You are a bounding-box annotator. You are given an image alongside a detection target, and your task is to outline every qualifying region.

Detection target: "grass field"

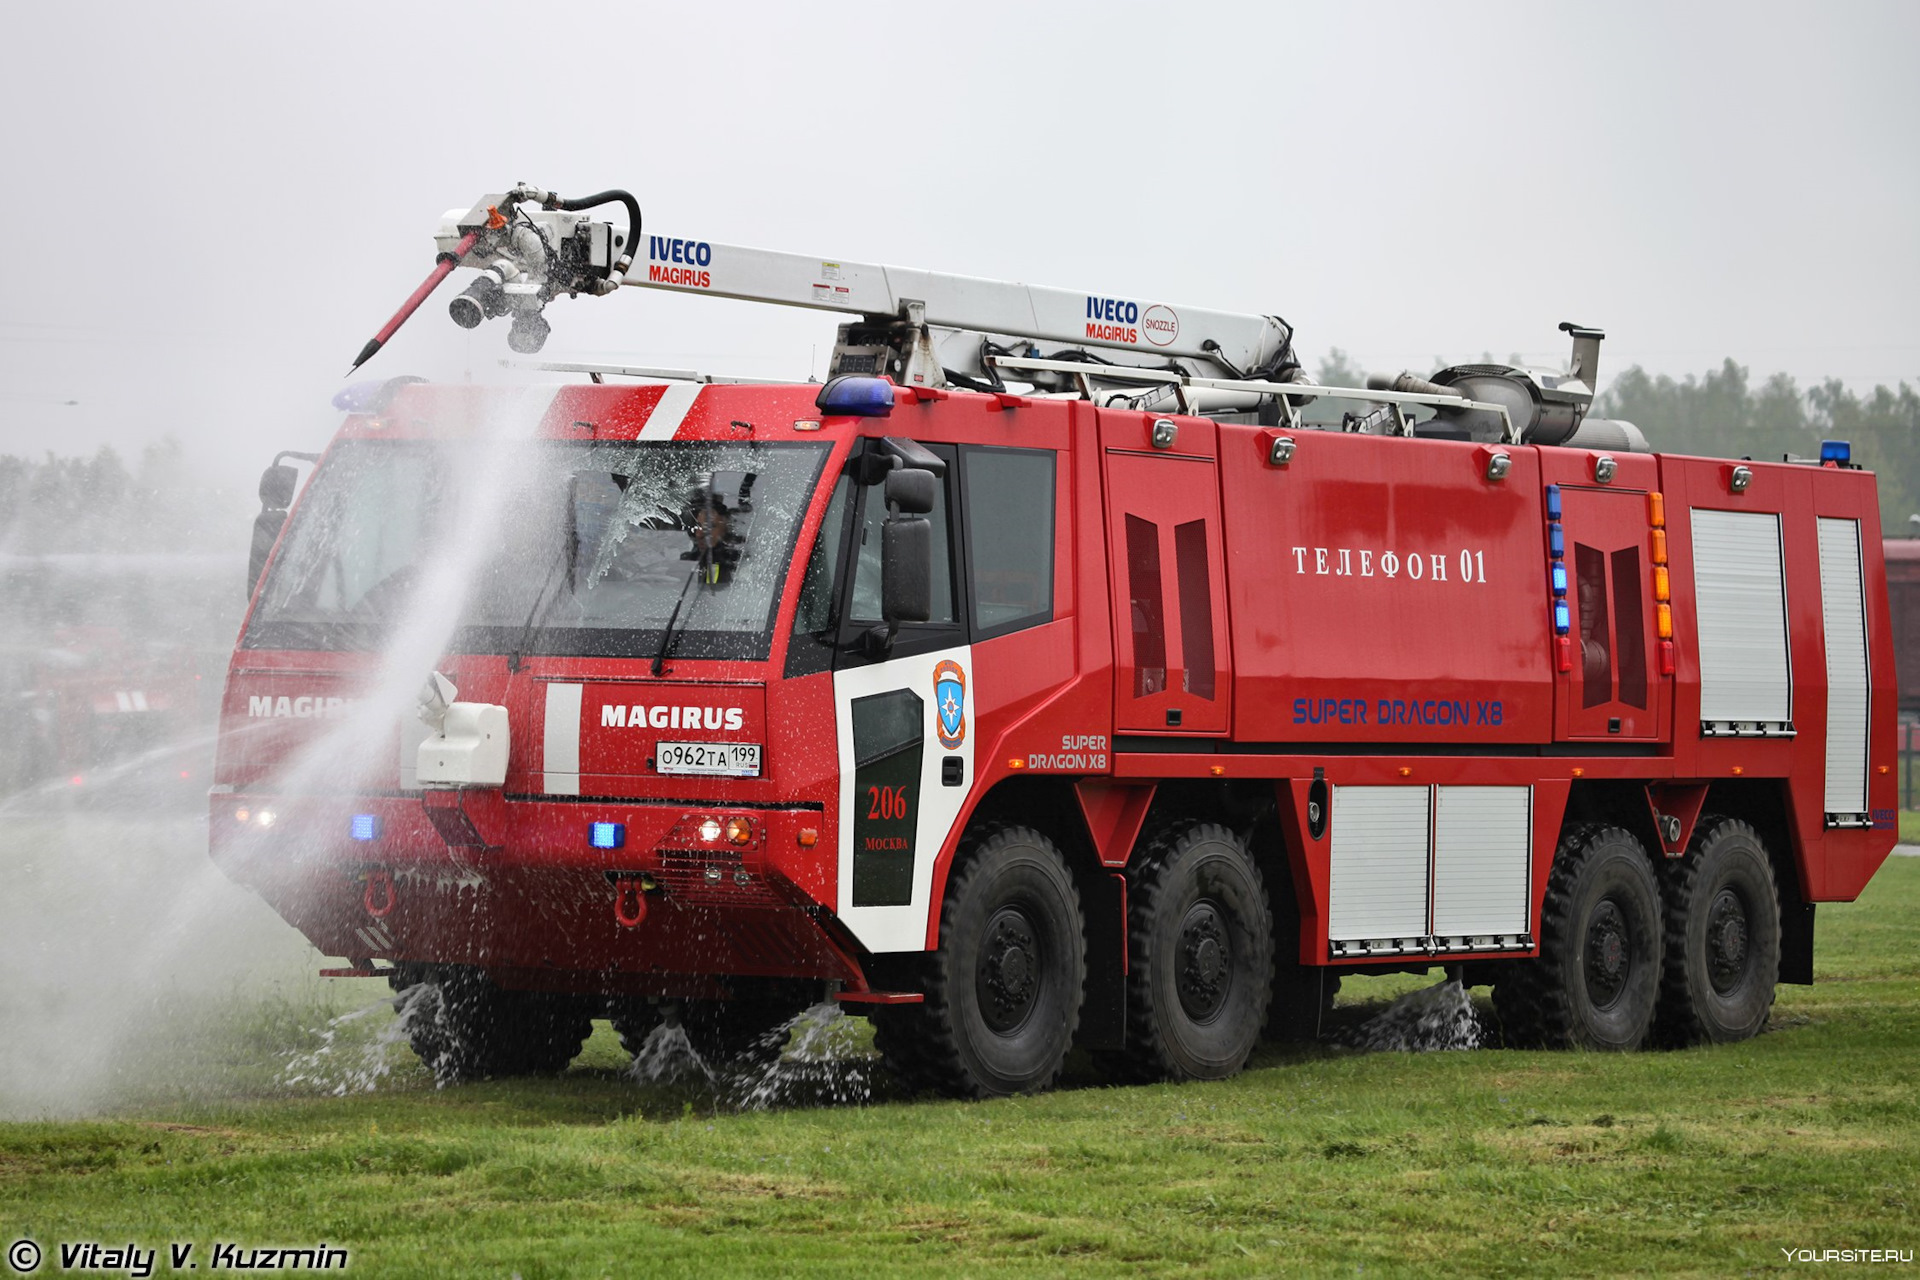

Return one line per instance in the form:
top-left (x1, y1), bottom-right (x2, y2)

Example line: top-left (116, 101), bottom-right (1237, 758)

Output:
top-left (3, 858), bottom-right (1916, 1278)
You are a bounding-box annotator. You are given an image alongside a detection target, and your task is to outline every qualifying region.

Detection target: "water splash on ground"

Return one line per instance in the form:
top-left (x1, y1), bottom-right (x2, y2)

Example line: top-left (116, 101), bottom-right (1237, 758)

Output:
top-left (724, 1002), bottom-right (876, 1111)
top-left (627, 1018), bottom-right (716, 1086)
top-left (278, 986), bottom-right (436, 1095)
top-left (1337, 978), bottom-right (1483, 1052)
top-left (625, 1001), bottom-right (878, 1111)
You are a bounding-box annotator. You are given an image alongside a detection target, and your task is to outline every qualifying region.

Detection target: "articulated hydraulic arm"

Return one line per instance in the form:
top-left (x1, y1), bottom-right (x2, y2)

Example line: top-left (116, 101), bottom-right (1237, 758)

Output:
top-left (350, 181), bottom-right (1628, 448)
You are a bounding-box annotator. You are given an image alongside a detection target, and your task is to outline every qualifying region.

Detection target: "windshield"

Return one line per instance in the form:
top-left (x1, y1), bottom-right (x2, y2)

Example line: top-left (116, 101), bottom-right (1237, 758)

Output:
top-left (245, 438), bottom-right (831, 660)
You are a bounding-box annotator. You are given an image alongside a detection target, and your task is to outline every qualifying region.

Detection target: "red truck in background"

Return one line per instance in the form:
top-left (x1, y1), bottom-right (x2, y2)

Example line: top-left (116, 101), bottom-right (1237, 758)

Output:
top-left (208, 187), bottom-right (1898, 1095)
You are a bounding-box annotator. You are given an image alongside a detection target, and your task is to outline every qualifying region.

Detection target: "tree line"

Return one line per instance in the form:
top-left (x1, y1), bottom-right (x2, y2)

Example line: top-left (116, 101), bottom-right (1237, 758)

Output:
top-left (0, 437), bottom-right (249, 556)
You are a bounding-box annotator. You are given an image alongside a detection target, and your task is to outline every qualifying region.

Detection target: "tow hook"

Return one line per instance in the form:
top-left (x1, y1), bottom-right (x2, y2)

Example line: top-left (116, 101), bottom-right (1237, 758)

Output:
top-left (363, 868), bottom-right (396, 918)
top-left (613, 875), bottom-right (650, 928)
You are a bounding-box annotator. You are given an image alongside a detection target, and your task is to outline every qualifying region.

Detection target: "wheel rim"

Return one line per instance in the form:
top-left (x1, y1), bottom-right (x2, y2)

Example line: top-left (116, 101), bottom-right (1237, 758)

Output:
top-left (1705, 886), bottom-right (1751, 996)
top-left (977, 905), bottom-right (1042, 1034)
top-left (1175, 900), bottom-right (1232, 1024)
top-left (1584, 899), bottom-right (1632, 1011)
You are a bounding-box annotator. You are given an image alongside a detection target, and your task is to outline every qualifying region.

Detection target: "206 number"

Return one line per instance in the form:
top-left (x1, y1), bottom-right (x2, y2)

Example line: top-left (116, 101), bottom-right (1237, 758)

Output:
top-left (866, 785), bottom-right (911, 821)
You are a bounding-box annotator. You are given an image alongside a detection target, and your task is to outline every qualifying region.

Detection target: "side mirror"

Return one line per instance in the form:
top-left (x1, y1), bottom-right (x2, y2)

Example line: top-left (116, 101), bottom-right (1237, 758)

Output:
top-left (258, 464), bottom-right (297, 510)
top-left (881, 514), bottom-right (932, 624)
top-left (248, 463), bottom-right (299, 599)
top-left (884, 467), bottom-right (936, 515)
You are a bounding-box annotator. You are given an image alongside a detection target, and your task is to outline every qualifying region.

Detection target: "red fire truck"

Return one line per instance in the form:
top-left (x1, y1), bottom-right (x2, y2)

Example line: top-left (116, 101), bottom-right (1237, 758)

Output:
top-left (210, 186), bottom-right (1897, 1094)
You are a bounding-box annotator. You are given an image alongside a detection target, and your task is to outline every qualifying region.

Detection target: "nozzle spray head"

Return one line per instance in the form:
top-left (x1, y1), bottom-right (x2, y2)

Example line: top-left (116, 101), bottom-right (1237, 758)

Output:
top-left (417, 670), bottom-right (457, 731)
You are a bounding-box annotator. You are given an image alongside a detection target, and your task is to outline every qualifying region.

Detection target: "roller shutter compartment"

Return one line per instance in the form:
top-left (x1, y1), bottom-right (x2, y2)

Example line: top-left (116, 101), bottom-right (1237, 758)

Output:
top-left (1817, 517), bottom-right (1870, 824)
top-left (1691, 509), bottom-right (1793, 736)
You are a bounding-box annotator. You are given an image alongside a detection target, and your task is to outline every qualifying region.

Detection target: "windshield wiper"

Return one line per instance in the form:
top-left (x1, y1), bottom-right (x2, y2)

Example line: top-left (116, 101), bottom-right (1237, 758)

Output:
top-left (650, 560), bottom-right (702, 677)
top-left (508, 479), bottom-right (579, 672)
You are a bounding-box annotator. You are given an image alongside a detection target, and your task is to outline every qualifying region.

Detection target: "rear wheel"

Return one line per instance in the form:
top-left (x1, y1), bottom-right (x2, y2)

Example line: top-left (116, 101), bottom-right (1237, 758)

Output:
top-left (389, 965), bottom-right (590, 1084)
top-left (1112, 823), bottom-right (1273, 1080)
top-left (1655, 816), bottom-right (1781, 1044)
top-left (1493, 825), bottom-right (1663, 1051)
top-left (871, 824), bottom-right (1084, 1097)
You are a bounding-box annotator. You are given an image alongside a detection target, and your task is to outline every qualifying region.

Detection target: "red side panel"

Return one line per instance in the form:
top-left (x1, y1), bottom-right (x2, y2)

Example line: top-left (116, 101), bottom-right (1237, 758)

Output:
top-left (1216, 426), bottom-right (1551, 744)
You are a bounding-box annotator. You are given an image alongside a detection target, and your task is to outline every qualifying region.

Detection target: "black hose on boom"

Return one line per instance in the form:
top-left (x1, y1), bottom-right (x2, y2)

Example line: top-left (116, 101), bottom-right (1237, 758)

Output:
top-left (540, 189), bottom-right (643, 282)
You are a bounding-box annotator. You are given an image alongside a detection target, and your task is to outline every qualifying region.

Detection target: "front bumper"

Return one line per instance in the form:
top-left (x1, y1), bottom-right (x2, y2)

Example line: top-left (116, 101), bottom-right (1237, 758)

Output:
top-left (208, 790), bottom-right (860, 994)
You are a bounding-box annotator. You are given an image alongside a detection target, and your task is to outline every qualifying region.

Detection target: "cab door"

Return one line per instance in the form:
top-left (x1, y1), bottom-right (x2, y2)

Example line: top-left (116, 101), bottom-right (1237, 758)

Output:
top-left (1103, 438), bottom-right (1231, 735)
top-left (1557, 486), bottom-right (1663, 740)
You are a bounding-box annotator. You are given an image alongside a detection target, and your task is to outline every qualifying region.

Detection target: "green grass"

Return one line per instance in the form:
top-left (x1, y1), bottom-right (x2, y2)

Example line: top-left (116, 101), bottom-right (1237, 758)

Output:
top-left (4, 860), bottom-right (1917, 1278)
top-left (1899, 808), bottom-right (1920, 845)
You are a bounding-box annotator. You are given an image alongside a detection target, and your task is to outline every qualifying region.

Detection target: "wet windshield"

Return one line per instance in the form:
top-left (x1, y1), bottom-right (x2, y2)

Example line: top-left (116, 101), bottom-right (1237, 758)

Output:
top-left (245, 439), bottom-right (830, 659)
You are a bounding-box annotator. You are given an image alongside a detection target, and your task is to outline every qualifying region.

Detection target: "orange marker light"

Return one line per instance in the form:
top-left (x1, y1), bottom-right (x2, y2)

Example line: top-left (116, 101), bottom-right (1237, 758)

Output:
top-left (1651, 529), bottom-right (1668, 564)
top-left (797, 828), bottom-right (819, 847)
top-left (1732, 766), bottom-right (1745, 776)
top-left (1571, 767), bottom-right (1585, 777)
top-left (1647, 492), bottom-right (1666, 528)
top-left (1398, 766), bottom-right (1412, 777)
top-left (1210, 764), bottom-right (1226, 776)
top-left (1656, 603), bottom-right (1673, 639)
top-left (1653, 565), bottom-right (1670, 602)
top-left (725, 817), bottom-right (753, 846)
top-left (1008, 758), bottom-right (1027, 770)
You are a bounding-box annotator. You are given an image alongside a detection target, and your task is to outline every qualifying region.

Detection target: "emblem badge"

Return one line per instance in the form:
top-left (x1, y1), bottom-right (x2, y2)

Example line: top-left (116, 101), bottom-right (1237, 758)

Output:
top-left (933, 660), bottom-right (967, 750)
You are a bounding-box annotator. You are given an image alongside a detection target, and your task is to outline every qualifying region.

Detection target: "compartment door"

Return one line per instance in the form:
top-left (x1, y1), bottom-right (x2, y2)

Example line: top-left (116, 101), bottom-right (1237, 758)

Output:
top-left (1692, 508), bottom-right (1793, 736)
top-left (1558, 488), bottom-right (1661, 740)
top-left (1818, 516), bottom-right (1870, 822)
top-left (1104, 451), bottom-right (1230, 734)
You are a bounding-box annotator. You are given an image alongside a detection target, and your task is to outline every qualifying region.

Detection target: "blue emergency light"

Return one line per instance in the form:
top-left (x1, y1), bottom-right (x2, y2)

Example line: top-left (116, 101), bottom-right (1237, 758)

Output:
top-left (1820, 439), bottom-right (1851, 465)
top-left (350, 813), bottom-right (380, 842)
top-left (1552, 563), bottom-right (1568, 596)
top-left (590, 822), bottom-right (626, 850)
top-left (1546, 484), bottom-right (1562, 521)
top-left (1554, 601), bottom-right (1571, 635)
top-left (815, 375), bottom-right (895, 418)
top-left (1549, 526), bottom-right (1565, 557)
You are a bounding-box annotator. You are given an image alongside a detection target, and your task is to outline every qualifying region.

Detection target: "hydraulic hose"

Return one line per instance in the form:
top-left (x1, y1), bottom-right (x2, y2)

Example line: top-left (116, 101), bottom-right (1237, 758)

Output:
top-left (542, 189), bottom-right (643, 283)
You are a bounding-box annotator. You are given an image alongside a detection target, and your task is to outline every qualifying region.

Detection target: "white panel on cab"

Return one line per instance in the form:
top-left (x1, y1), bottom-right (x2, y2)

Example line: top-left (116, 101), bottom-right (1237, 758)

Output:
top-left (1432, 786), bottom-right (1532, 941)
top-left (1328, 786), bottom-right (1430, 945)
top-left (1691, 509), bottom-right (1793, 734)
top-left (1817, 517), bottom-right (1871, 822)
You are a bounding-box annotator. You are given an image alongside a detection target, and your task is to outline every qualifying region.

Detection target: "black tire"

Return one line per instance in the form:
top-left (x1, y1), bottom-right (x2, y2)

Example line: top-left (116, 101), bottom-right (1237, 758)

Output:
top-left (1263, 853), bottom-right (1338, 1043)
top-left (608, 1001), bottom-right (663, 1057)
top-left (388, 965), bottom-right (590, 1083)
top-left (871, 824), bottom-right (1085, 1098)
top-left (679, 984), bottom-right (816, 1065)
top-left (1655, 816), bottom-right (1781, 1045)
top-left (1268, 963), bottom-right (1340, 1043)
top-left (1111, 823), bottom-right (1274, 1080)
top-left (1493, 825), bottom-right (1663, 1051)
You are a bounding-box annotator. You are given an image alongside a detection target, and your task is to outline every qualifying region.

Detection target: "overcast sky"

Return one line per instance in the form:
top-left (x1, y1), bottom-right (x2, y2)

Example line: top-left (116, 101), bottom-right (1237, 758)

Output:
top-left (2, 1), bottom-right (1915, 486)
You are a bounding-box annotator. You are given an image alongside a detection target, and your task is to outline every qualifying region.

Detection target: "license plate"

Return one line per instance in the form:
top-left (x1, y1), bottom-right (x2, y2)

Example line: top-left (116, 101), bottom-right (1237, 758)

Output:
top-left (655, 741), bottom-right (762, 777)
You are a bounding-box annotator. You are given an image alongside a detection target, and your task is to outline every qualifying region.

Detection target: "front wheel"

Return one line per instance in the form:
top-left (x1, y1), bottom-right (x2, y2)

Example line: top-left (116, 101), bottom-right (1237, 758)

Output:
top-left (1493, 825), bottom-right (1663, 1051)
top-left (872, 824), bottom-right (1085, 1098)
top-left (389, 965), bottom-right (590, 1084)
top-left (1656, 816), bottom-right (1781, 1044)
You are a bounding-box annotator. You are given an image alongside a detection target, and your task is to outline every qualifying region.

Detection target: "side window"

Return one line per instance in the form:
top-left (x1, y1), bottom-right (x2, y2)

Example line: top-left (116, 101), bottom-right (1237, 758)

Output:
top-left (961, 446), bottom-right (1055, 637)
top-left (785, 473), bottom-right (852, 678)
top-left (793, 475), bottom-right (852, 636)
top-left (849, 471), bottom-right (956, 624)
